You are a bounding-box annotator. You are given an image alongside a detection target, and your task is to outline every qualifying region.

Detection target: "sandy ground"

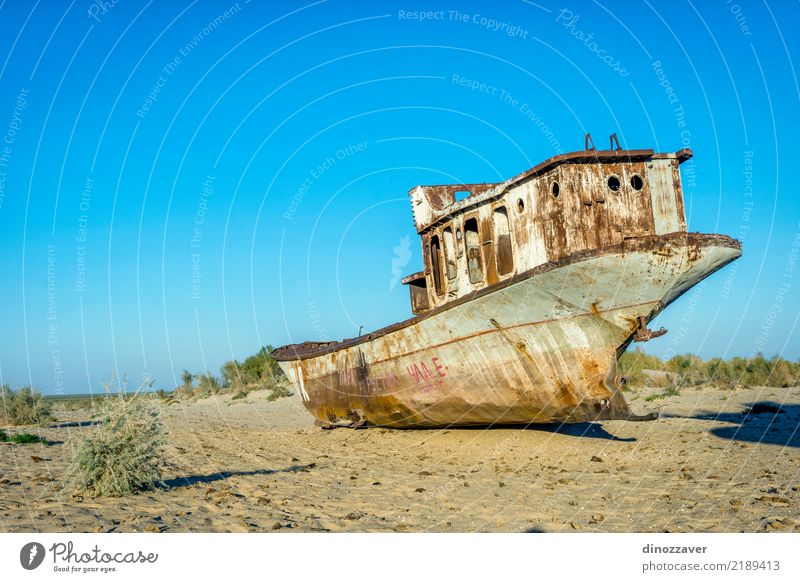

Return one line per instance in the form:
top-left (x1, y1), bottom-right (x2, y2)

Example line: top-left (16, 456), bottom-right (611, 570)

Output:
top-left (1, 384), bottom-right (798, 533)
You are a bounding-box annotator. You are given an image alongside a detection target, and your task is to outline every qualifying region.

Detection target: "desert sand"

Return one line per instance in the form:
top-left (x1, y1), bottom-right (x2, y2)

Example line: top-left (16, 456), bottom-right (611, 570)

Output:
top-left (1, 384), bottom-right (798, 533)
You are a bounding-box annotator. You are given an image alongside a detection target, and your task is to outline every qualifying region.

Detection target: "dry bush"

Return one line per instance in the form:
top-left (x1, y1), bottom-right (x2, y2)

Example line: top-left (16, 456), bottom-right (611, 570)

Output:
top-left (63, 376), bottom-right (165, 498)
top-left (619, 349), bottom-right (799, 390)
top-left (194, 374), bottom-right (221, 397)
top-left (174, 384), bottom-right (196, 399)
top-left (618, 349), bottom-right (673, 388)
top-left (0, 384), bottom-right (53, 426)
top-left (644, 386), bottom-right (681, 402)
top-left (267, 383), bottom-right (293, 401)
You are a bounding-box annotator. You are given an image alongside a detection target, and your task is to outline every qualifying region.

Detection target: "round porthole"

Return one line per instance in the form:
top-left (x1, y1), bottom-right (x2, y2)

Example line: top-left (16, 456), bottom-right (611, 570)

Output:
top-left (456, 229), bottom-right (462, 240)
top-left (630, 174), bottom-right (644, 190)
top-left (607, 175), bottom-right (621, 191)
top-left (551, 181), bottom-right (560, 198)
top-left (516, 198), bottom-right (525, 213)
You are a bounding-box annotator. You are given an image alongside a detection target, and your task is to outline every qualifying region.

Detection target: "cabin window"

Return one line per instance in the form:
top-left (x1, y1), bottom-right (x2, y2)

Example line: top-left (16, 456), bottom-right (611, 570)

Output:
top-left (493, 207), bottom-right (513, 276)
top-left (551, 181), bottom-right (560, 198)
top-left (430, 235), bottom-right (444, 295)
top-left (454, 190), bottom-right (470, 202)
top-left (464, 217), bottom-right (483, 284)
top-left (516, 198), bottom-right (525, 213)
top-left (607, 175), bottom-right (621, 191)
top-left (442, 227), bottom-right (457, 280)
top-left (630, 174), bottom-right (644, 190)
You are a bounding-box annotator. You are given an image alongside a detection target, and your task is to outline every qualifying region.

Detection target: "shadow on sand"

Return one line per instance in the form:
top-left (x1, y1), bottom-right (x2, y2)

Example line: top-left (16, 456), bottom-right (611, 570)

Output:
top-left (448, 421), bottom-right (635, 441)
top-left (51, 420), bottom-right (102, 428)
top-left (532, 422), bottom-right (637, 442)
top-left (664, 401), bottom-right (800, 448)
top-left (159, 463), bottom-right (317, 490)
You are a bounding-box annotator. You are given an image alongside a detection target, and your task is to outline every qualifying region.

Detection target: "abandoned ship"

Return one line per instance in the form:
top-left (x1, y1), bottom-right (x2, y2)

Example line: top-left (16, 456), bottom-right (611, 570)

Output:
top-left (273, 136), bottom-right (742, 428)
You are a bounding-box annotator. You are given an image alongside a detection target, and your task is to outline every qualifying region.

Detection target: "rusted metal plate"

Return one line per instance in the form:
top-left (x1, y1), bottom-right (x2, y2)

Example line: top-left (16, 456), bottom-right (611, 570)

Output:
top-left (274, 146), bottom-right (742, 428)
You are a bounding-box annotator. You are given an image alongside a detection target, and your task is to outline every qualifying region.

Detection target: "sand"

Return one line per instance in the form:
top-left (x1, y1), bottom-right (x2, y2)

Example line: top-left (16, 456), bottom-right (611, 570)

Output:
top-left (1, 384), bottom-right (798, 533)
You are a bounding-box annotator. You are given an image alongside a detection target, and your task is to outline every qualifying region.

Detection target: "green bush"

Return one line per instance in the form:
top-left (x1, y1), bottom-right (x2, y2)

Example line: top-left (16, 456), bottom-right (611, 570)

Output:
top-left (0, 429), bottom-right (45, 444)
top-left (221, 346), bottom-right (286, 390)
top-left (63, 376), bottom-right (165, 498)
top-left (0, 384), bottom-right (53, 426)
top-left (266, 384), bottom-right (293, 402)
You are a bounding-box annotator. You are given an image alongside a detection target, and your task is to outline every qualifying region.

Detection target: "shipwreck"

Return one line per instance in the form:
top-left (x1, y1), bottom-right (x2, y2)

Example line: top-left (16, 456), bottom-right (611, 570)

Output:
top-left (273, 136), bottom-right (742, 428)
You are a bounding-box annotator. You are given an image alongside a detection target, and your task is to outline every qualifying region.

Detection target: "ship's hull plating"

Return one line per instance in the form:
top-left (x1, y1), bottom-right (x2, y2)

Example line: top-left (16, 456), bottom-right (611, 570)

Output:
top-left (278, 233), bottom-right (741, 428)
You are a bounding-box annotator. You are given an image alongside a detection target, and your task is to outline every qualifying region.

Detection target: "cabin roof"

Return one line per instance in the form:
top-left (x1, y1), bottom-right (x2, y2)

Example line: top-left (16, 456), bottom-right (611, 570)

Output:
top-left (408, 147), bottom-right (693, 234)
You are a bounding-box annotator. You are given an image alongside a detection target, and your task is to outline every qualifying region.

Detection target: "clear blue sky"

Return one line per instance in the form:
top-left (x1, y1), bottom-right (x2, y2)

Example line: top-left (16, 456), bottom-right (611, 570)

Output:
top-left (0, 0), bottom-right (797, 394)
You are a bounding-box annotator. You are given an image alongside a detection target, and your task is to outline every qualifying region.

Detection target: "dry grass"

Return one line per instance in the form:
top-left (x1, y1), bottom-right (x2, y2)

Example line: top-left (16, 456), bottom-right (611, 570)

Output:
top-left (619, 349), bottom-right (799, 389)
top-left (0, 385), bottom-right (53, 426)
top-left (62, 376), bottom-right (166, 498)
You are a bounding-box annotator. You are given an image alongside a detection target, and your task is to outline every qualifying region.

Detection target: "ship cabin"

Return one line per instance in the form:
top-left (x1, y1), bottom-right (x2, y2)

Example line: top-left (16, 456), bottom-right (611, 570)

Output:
top-left (402, 141), bottom-right (693, 315)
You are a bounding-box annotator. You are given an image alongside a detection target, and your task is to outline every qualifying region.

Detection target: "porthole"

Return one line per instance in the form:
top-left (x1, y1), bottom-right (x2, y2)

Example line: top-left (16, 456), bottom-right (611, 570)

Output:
top-left (516, 198), bottom-right (525, 213)
top-left (607, 175), bottom-right (621, 191)
top-left (456, 228), bottom-right (462, 240)
top-left (551, 181), bottom-right (560, 198)
top-left (630, 174), bottom-right (644, 190)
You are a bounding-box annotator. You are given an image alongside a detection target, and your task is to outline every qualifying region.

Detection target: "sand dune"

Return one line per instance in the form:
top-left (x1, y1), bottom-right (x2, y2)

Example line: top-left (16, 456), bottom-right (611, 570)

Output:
top-left (1, 384), bottom-right (798, 533)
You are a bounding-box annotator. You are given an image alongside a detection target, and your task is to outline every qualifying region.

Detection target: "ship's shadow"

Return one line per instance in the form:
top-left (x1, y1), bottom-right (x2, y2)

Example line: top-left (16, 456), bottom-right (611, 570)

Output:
top-left (662, 401), bottom-right (800, 448)
top-left (452, 422), bottom-right (635, 441)
top-left (526, 422), bottom-right (636, 441)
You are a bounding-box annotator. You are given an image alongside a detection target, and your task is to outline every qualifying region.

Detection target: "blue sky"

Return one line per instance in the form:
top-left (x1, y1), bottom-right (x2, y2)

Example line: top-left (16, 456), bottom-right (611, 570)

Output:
top-left (0, 0), bottom-right (797, 394)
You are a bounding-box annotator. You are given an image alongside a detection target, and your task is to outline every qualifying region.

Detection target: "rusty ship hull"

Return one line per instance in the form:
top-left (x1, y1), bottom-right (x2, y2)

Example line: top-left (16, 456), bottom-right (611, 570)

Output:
top-left (274, 145), bottom-right (741, 428)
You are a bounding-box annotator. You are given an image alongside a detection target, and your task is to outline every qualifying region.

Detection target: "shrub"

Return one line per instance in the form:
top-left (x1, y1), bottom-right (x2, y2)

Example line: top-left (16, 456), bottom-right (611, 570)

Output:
top-left (666, 354), bottom-right (707, 385)
top-left (0, 429), bottom-right (46, 444)
top-left (221, 360), bottom-right (244, 393)
top-left (0, 384), bottom-right (53, 426)
top-left (618, 349), bottom-right (800, 390)
top-left (766, 357), bottom-right (795, 387)
top-left (63, 376), bottom-right (165, 498)
top-left (180, 369), bottom-right (193, 388)
top-left (174, 370), bottom-right (194, 398)
top-left (266, 383), bottom-right (293, 402)
top-left (194, 374), bottom-right (221, 397)
top-left (238, 346), bottom-right (286, 387)
top-left (618, 348), bottom-right (667, 387)
top-left (218, 347), bottom-right (289, 400)
top-left (174, 385), bottom-right (194, 399)
top-left (644, 386), bottom-right (681, 402)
